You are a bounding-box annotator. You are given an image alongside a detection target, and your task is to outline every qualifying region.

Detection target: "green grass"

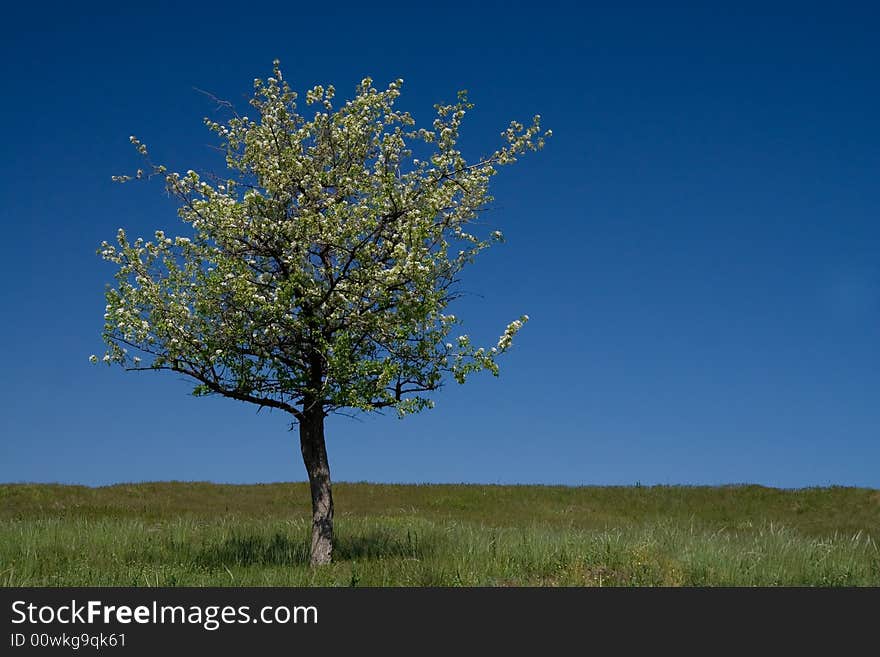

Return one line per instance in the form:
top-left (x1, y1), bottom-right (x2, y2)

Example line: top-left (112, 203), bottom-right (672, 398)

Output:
top-left (1, 482), bottom-right (878, 586)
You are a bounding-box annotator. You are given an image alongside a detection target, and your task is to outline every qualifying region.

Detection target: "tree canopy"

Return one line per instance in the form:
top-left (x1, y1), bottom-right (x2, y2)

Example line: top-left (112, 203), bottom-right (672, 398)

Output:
top-left (94, 62), bottom-right (550, 422)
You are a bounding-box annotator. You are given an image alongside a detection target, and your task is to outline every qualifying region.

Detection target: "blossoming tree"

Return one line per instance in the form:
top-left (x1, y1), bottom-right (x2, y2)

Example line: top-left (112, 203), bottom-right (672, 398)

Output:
top-left (94, 62), bottom-right (549, 565)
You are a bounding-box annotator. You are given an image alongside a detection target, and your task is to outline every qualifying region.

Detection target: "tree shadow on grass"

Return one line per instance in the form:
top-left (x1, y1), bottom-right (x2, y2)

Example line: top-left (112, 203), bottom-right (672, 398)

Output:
top-left (194, 529), bottom-right (435, 569)
top-left (336, 529), bottom-right (435, 562)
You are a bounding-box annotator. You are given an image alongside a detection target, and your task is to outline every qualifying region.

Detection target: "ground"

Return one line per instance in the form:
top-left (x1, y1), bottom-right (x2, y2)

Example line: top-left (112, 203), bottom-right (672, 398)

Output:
top-left (1, 482), bottom-right (878, 586)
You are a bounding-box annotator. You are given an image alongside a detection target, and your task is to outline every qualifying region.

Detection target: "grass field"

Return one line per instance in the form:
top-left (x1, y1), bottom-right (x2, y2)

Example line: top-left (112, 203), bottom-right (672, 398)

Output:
top-left (1, 482), bottom-right (878, 586)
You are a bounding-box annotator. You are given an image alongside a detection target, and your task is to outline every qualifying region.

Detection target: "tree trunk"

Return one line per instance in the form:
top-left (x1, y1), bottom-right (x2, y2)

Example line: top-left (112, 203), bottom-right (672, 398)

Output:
top-left (299, 408), bottom-right (333, 566)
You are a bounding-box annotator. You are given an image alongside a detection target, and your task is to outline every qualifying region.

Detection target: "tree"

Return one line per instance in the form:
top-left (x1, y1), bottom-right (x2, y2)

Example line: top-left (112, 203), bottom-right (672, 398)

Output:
top-left (94, 62), bottom-right (550, 565)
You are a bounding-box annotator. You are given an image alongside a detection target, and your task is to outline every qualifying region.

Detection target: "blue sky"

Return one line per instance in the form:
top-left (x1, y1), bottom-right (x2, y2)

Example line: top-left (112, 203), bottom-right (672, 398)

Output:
top-left (1, 2), bottom-right (878, 488)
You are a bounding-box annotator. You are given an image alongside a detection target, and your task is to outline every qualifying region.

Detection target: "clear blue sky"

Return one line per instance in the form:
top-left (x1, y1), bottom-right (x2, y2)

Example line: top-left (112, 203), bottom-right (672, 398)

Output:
top-left (1, 2), bottom-right (877, 488)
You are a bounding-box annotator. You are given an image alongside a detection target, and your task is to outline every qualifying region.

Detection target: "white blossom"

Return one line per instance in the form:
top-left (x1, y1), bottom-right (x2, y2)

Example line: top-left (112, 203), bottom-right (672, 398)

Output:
top-left (97, 62), bottom-right (548, 417)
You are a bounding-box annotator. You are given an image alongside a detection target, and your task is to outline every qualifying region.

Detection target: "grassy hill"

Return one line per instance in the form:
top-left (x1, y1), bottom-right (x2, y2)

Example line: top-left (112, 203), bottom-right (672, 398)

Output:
top-left (1, 482), bottom-right (878, 586)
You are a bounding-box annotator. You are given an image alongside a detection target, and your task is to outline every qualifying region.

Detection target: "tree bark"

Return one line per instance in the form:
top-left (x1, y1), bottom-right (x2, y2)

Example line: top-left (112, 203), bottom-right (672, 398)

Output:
top-left (299, 407), bottom-right (334, 566)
